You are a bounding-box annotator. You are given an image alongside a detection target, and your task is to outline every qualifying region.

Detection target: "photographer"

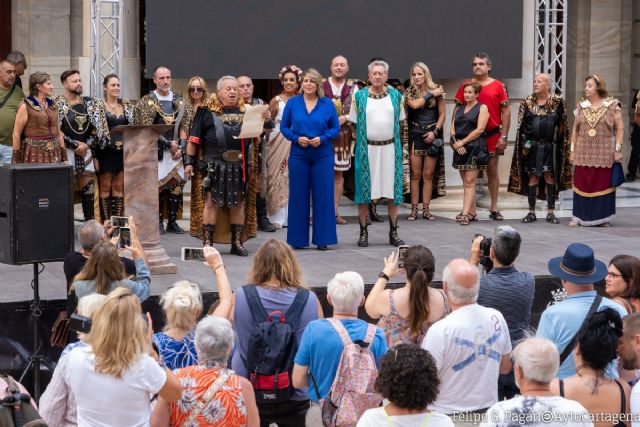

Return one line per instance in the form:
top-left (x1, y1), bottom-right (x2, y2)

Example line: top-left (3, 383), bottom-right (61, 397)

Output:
top-left (470, 225), bottom-right (534, 400)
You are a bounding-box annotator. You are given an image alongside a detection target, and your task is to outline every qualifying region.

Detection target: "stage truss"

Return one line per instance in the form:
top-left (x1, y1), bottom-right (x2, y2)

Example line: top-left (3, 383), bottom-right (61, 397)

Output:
top-left (90, 0), bottom-right (124, 98)
top-left (535, 0), bottom-right (567, 95)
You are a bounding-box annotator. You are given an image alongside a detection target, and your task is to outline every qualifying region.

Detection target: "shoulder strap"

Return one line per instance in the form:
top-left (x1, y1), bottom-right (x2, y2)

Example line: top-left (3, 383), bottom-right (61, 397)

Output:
top-left (182, 370), bottom-right (232, 427)
top-left (242, 285), bottom-right (268, 324)
top-left (558, 379), bottom-right (565, 397)
top-left (284, 289), bottom-right (310, 330)
top-left (363, 324), bottom-right (377, 345)
top-left (559, 294), bottom-right (602, 364)
top-left (327, 318), bottom-right (353, 347)
top-left (615, 379), bottom-right (626, 415)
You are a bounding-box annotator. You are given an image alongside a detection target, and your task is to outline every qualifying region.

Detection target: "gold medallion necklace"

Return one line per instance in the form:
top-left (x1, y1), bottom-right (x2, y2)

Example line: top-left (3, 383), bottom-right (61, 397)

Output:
top-left (582, 101), bottom-right (608, 137)
top-left (63, 103), bottom-right (90, 135)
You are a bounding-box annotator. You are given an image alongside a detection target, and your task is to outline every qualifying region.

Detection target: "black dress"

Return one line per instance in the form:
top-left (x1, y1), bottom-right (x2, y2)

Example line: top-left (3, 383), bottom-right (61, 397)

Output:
top-left (408, 97), bottom-right (440, 156)
top-left (452, 103), bottom-right (488, 170)
top-left (97, 110), bottom-right (127, 173)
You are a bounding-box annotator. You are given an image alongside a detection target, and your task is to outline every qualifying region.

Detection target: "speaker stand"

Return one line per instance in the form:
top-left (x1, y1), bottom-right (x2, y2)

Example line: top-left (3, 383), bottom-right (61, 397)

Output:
top-left (18, 263), bottom-right (52, 402)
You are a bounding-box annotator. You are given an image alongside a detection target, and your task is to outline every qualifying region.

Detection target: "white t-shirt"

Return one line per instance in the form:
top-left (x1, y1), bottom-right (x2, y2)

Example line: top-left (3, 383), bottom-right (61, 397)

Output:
top-left (631, 381), bottom-right (640, 427)
top-left (480, 395), bottom-right (592, 427)
top-left (422, 304), bottom-right (512, 414)
top-left (66, 346), bottom-right (167, 427)
top-left (357, 407), bottom-right (454, 427)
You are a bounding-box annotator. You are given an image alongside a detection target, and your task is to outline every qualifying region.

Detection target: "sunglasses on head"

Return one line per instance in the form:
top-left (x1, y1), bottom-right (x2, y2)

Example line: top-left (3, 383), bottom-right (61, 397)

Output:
top-left (189, 87), bottom-right (203, 93)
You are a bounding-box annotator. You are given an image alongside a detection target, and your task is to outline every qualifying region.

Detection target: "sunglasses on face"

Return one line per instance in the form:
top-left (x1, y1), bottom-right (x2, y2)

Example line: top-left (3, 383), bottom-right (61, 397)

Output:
top-left (189, 87), bottom-right (203, 93)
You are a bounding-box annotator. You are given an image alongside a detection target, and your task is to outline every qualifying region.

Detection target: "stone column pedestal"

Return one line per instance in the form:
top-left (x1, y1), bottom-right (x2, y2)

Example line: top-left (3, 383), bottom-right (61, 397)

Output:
top-left (112, 124), bottom-right (176, 274)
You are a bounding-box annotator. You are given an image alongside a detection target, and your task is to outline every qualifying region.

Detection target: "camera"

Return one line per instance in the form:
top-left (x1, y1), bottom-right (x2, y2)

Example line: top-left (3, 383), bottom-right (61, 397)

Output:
top-left (70, 313), bottom-right (92, 333)
top-left (473, 234), bottom-right (493, 271)
top-left (110, 216), bottom-right (129, 228)
top-left (397, 245), bottom-right (410, 269)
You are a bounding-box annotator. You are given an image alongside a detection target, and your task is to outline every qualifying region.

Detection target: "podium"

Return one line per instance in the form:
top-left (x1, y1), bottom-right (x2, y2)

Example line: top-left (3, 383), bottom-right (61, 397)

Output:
top-left (111, 124), bottom-right (176, 274)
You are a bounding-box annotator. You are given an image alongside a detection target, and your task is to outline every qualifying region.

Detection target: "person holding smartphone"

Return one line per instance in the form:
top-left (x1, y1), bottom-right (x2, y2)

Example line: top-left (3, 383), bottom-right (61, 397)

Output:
top-left (71, 218), bottom-right (151, 301)
top-left (364, 246), bottom-right (449, 348)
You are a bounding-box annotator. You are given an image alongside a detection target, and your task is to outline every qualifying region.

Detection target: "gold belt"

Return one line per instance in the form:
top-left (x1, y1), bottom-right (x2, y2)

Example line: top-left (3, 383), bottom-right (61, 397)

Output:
top-left (24, 137), bottom-right (59, 151)
top-left (367, 139), bottom-right (394, 146)
top-left (222, 150), bottom-right (243, 163)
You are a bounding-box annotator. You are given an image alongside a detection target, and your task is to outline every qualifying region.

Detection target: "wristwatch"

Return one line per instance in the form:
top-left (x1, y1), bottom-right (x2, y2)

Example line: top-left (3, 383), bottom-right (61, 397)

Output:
top-left (378, 271), bottom-right (390, 281)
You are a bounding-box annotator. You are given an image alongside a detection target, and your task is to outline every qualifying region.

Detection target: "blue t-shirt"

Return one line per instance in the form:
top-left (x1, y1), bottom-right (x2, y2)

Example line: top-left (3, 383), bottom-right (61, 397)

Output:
top-left (536, 290), bottom-right (626, 379)
top-left (152, 330), bottom-right (197, 370)
top-left (294, 318), bottom-right (388, 401)
top-left (280, 95), bottom-right (340, 157)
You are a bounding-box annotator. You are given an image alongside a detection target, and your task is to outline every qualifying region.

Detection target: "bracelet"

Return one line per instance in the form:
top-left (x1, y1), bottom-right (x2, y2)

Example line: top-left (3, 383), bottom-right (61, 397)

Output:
top-left (213, 263), bottom-right (225, 272)
top-left (183, 154), bottom-right (195, 166)
top-left (570, 144), bottom-right (575, 153)
top-left (616, 143), bottom-right (622, 151)
top-left (378, 271), bottom-right (390, 281)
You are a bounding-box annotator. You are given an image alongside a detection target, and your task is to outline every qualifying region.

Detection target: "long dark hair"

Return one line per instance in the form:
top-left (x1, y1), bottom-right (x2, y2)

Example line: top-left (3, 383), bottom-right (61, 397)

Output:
top-left (73, 242), bottom-right (126, 294)
top-left (404, 246), bottom-right (435, 337)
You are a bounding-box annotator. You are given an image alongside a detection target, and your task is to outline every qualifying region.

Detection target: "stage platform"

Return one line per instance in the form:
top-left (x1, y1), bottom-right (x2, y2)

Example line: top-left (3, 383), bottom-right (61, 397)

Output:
top-left (2, 201), bottom-right (640, 303)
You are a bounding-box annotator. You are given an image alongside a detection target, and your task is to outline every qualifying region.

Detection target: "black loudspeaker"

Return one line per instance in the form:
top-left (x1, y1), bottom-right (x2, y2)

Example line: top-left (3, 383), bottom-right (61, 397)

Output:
top-left (0, 164), bottom-right (74, 264)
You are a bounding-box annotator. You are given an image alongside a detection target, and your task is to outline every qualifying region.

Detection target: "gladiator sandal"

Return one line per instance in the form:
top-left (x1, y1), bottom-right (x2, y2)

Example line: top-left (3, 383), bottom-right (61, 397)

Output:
top-left (99, 197), bottom-right (111, 223)
top-left (388, 217), bottom-right (405, 247)
top-left (407, 204), bottom-right (418, 221)
top-left (357, 220), bottom-right (369, 248)
top-left (111, 196), bottom-right (125, 217)
top-left (422, 205), bottom-right (436, 221)
top-left (369, 201), bottom-right (384, 222)
top-left (81, 182), bottom-right (95, 221)
top-left (203, 224), bottom-right (215, 246)
top-left (166, 193), bottom-right (185, 234)
top-left (230, 224), bottom-right (249, 256)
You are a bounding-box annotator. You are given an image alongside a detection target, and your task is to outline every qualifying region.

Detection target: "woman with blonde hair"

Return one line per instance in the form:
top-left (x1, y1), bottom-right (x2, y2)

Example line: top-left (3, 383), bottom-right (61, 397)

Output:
top-left (266, 65), bottom-right (302, 228)
top-left (182, 76), bottom-right (209, 238)
top-left (231, 238), bottom-right (323, 425)
top-left (72, 220), bottom-right (150, 301)
top-left (66, 287), bottom-right (181, 426)
top-left (405, 62), bottom-right (446, 221)
top-left (281, 68), bottom-right (340, 250)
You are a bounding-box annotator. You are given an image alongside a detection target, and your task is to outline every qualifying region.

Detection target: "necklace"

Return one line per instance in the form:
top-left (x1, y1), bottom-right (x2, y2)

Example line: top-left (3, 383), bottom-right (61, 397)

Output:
top-left (582, 101), bottom-right (608, 137)
top-left (148, 99), bottom-right (176, 124)
top-left (63, 103), bottom-right (90, 134)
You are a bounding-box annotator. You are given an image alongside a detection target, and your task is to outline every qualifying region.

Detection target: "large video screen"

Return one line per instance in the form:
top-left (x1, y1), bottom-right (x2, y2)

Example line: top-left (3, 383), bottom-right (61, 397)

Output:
top-left (146, 0), bottom-right (523, 80)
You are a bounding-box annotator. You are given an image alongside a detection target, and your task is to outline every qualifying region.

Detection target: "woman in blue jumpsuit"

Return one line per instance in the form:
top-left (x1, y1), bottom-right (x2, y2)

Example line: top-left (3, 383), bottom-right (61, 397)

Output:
top-left (280, 68), bottom-right (340, 250)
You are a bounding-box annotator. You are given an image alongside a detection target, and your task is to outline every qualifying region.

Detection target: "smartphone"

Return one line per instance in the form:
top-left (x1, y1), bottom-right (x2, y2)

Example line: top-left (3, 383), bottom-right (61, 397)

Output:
top-left (119, 227), bottom-right (132, 249)
top-left (182, 247), bottom-right (206, 262)
top-left (69, 313), bottom-right (92, 333)
top-left (398, 245), bottom-right (410, 269)
top-left (111, 216), bottom-right (129, 228)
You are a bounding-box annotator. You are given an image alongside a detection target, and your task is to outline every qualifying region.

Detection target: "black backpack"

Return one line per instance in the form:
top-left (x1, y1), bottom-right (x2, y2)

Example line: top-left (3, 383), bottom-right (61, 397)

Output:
top-left (242, 285), bottom-right (309, 404)
top-left (0, 375), bottom-right (48, 427)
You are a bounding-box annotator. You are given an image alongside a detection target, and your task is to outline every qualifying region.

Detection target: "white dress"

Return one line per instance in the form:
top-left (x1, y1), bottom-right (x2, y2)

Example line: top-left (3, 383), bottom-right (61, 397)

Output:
top-left (267, 96), bottom-right (289, 227)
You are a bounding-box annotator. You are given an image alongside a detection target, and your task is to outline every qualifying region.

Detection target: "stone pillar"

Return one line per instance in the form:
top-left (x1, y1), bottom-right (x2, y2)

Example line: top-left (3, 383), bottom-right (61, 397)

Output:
top-left (122, 0), bottom-right (141, 99)
top-left (11, 0), bottom-right (72, 87)
top-left (113, 124), bottom-right (177, 274)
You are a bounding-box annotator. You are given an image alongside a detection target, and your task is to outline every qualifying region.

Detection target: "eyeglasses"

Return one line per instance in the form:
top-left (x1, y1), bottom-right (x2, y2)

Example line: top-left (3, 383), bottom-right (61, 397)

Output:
top-left (189, 87), bottom-right (203, 93)
top-left (606, 271), bottom-right (624, 279)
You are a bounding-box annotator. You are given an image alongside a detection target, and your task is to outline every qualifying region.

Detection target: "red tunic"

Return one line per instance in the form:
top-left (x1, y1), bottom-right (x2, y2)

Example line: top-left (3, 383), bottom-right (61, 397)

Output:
top-left (455, 79), bottom-right (509, 152)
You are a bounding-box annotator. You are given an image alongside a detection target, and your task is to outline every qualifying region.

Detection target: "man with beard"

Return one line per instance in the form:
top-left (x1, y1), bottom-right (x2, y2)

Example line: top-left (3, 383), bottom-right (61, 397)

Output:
top-left (55, 69), bottom-right (108, 221)
top-left (0, 60), bottom-right (24, 164)
top-left (237, 75), bottom-right (276, 233)
top-left (134, 66), bottom-right (191, 234)
top-left (185, 76), bottom-right (260, 256)
top-left (323, 55), bottom-right (357, 225)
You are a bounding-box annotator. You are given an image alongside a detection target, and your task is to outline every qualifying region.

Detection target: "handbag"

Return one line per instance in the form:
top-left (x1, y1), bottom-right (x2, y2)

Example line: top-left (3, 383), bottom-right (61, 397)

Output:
top-left (611, 162), bottom-right (625, 187)
top-left (50, 310), bottom-right (70, 348)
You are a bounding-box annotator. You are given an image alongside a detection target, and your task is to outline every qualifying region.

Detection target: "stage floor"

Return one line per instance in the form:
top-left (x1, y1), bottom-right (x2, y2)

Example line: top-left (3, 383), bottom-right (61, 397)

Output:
top-left (2, 203), bottom-right (640, 303)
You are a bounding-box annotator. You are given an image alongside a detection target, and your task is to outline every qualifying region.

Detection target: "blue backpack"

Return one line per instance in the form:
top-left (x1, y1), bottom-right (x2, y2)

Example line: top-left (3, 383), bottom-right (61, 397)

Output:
top-left (242, 285), bottom-right (309, 404)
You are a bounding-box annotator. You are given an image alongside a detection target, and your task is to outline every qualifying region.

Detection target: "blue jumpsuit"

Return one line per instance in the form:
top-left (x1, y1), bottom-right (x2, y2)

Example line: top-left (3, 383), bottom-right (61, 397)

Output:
top-left (280, 95), bottom-right (340, 248)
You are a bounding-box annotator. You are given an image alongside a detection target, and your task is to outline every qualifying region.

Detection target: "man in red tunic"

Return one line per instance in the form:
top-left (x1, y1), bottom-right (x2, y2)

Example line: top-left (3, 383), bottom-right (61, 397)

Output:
top-left (455, 52), bottom-right (511, 220)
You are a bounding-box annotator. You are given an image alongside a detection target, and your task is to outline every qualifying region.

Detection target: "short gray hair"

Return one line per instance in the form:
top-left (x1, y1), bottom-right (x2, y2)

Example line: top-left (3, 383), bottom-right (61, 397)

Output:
top-left (216, 75), bottom-right (237, 92)
top-left (327, 271), bottom-right (364, 314)
top-left (6, 51), bottom-right (25, 65)
top-left (512, 337), bottom-right (559, 383)
top-left (368, 60), bottom-right (389, 75)
top-left (79, 220), bottom-right (105, 251)
top-left (195, 316), bottom-right (235, 366)
top-left (492, 225), bottom-right (521, 266)
top-left (77, 293), bottom-right (107, 318)
top-left (442, 261), bottom-right (479, 304)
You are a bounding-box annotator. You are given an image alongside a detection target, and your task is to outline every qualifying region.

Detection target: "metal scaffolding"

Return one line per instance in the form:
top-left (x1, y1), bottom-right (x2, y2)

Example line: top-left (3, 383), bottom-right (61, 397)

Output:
top-left (535, 0), bottom-right (568, 95)
top-left (90, 0), bottom-right (124, 97)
